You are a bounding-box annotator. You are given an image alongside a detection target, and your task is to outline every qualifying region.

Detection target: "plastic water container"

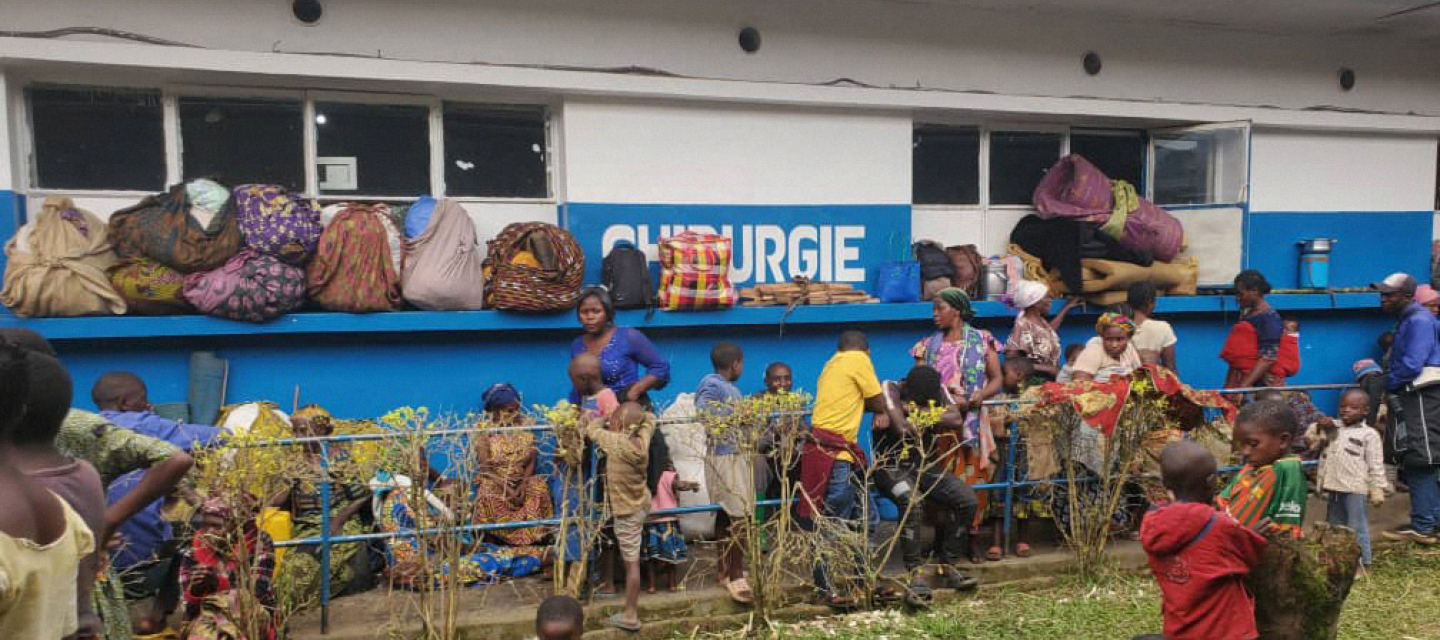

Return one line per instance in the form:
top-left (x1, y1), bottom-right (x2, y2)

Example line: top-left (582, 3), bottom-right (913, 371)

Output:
top-left (1298, 238), bottom-right (1336, 289)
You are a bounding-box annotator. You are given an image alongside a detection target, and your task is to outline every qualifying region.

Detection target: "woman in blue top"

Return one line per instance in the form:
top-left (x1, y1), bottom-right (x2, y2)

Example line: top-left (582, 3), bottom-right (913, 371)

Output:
top-left (1223, 269), bottom-right (1285, 392)
top-left (570, 287), bottom-right (671, 407)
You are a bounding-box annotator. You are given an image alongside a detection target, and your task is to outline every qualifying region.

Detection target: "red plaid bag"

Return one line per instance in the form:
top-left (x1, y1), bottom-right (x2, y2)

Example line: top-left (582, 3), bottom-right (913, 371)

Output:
top-left (657, 231), bottom-right (737, 311)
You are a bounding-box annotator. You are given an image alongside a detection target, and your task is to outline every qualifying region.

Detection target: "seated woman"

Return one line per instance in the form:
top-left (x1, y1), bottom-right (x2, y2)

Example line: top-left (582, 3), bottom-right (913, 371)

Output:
top-left (375, 456), bottom-right (544, 589)
top-left (179, 497), bottom-right (278, 640)
top-left (472, 384), bottom-right (553, 548)
top-left (1068, 311), bottom-right (1142, 383)
top-left (275, 405), bottom-right (379, 603)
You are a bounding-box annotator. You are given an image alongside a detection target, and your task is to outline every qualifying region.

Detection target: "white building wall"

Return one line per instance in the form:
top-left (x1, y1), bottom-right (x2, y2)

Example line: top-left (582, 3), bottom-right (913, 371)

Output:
top-left (1250, 130), bottom-right (1437, 212)
top-left (562, 99), bottom-right (910, 205)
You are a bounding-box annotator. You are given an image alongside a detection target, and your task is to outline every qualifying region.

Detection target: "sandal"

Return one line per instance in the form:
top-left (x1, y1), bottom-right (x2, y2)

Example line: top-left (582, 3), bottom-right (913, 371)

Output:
top-left (905, 581), bottom-right (933, 608)
top-left (604, 613), bottom-right (643, 633)
top-left (727, 576), bottom-right (754, 604)
top-left (938, 565), bottom-right (979, 592)
top-left (821, 593), bottom-right (857, 611)
top-left (986, 546), bottom-right (1003, 561)
top-left (1015, 543), bottom-right (1033, 558)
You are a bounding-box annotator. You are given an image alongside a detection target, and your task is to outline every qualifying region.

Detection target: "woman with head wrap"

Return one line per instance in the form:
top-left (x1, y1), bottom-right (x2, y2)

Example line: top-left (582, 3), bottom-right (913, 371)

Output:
top-left (178, 496), bottom-right (278, 640)
top-left (1003, 280), bottom-right (1081, 379)
top-left (472, 383), bottom-right (552, 547)
top-left (911, 287), bottom-right (1003, 531)
top-left (1068, 312), bottom-right (1143, 382)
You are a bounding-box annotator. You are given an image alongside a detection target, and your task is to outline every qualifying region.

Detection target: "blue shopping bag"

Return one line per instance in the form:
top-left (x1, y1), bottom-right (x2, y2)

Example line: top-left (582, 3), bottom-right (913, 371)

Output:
top-left (875, 261), bottom-right (921, 303)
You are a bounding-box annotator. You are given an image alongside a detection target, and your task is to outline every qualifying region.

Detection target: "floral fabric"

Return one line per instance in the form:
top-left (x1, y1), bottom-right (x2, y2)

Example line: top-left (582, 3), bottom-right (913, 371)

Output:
top-left (306, 205), bottom-right (404, 313)
top-left (182, 249), bottom-right (306, 323)
top-left (233, 184), bottom-right (322, 265)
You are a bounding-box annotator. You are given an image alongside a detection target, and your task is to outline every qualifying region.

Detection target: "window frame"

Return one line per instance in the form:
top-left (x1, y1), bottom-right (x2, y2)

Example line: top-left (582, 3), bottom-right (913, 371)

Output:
top-left (1146, 120), bottom-right (1251, 208)
top-left (16, 80), bottom-right (556, 203)
top-left (984, 123), bottom-right (1068, 209)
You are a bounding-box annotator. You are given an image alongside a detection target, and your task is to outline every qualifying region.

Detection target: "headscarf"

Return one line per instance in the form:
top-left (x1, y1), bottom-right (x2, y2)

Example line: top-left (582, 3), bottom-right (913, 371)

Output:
top-left (1009, 279), bottom-right (1049, 312)
top-left (482, 383), bottom-right (521, 412)
top-left (1417, 285), bottom-right (1439, 305)
top-left (936, 287), bottom-right (974, 320)
top-left (1095, 311), bottom-right (1136, 336)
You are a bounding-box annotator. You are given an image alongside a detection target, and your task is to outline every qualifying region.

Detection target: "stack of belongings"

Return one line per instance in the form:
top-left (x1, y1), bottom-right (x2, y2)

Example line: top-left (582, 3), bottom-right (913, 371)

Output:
top-left (483, 222), bottom-right (584, 312)
top-left (1013, 155), bottom-right (1195, 305)
top-left (107, 179), bottom-right (245, 315)
top-left (657, 231), bottom-right (738, 311)
top-left (401, 197), bottom-right (486, 310)
top-left (739, 278), bottom-right (877, 306)
top-left (2, 197), bottom-right (128, 317)
top-left (307, 203), bottom-right (405, 313)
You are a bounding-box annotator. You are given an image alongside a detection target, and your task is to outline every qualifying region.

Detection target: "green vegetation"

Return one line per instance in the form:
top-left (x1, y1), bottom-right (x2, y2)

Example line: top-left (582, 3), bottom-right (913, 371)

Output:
top-left (726, 546), bottom-right (1440, 640)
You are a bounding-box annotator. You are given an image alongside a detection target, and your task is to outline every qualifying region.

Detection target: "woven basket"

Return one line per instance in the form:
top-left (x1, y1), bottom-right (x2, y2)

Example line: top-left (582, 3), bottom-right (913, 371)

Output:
top-left (483, 222), bottom-right (585, 312)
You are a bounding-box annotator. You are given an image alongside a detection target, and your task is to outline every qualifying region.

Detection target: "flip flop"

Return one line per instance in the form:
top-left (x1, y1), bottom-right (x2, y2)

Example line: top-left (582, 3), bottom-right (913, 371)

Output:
top-left (727, 576), bottom-right (755, 604)
top-left (986, 546), bottom-right (1003, 561)
top-left (1015, 543), bottom-right (1033, 558)
top-left (604, 613), bottom-right (642, 633)
top-left (904, 581), bottom-right (933, 608)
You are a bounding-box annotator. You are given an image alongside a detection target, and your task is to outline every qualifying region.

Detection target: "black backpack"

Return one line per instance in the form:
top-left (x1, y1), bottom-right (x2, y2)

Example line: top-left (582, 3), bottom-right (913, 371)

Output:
top-left (913, 240), bottom-right (955, 281)
top-left (603, 241), bottom-right (654, 310)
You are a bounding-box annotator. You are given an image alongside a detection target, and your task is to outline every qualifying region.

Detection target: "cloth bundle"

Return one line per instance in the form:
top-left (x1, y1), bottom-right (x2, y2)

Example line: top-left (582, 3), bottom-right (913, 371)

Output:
top-left (108, 179), bottom-right (242, 273)
top-left (307, 204), bottom-right (404, 312)
top-left (109, 257), bottom-right (192, 315)
top-left (657, 231), bottom-right (737, 311)
top-left (182, 249), bottom-right (306, 323)
top-left (402, 199), bottom-right (486, 311)
top-left (1032, 155), bottom-right (1185, 262)
top-left (233, 184), bottom-right (322, 265)
top-left (2, 197), bottom-right (126, 317)
top-left (482, 222), bottom-right (585, 312)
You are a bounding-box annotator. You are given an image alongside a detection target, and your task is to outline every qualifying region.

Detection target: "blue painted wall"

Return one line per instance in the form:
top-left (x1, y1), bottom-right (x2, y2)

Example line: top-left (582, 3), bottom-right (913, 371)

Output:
top-left (0, 190), bottom-right (23, 275)
top-left (39, 298), bottom-right (1391, 422)
top-left (565, 203), bottom-right (912, 291)
top-left (1245, 211), bottom-right (1432, 289)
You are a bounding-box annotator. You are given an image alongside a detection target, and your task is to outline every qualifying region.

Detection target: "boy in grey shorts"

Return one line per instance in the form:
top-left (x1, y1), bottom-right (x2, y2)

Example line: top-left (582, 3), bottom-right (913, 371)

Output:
top-left (585, 402), bottom-right (654, 632)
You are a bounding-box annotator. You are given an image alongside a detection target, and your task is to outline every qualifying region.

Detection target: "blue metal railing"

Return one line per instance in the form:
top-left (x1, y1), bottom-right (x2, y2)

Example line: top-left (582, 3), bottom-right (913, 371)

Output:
top-left (247, 382), bottom-right (1351, 633)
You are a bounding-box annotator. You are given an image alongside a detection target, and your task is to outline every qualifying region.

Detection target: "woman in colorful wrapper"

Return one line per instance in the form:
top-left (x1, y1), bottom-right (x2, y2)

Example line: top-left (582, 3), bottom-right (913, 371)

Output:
top-left (472, 384), bottom-right (553, 547)
top-left (178, 497), bottom-right (277, 640)
top-left (1004, 279), bottom-right (1081, 380)
top-left (911, 287), bottom-right (1003, 547)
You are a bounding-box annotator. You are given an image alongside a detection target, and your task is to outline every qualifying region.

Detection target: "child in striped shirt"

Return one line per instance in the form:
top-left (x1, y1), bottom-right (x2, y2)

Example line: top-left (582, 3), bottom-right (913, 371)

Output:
top-left (1218, 400), bottom-right (1307, 538)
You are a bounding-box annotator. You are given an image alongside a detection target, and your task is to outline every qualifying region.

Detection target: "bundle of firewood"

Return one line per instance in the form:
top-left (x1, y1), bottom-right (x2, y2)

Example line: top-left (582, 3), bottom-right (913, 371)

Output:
top-left (739, 279), bottom-right (878, 307)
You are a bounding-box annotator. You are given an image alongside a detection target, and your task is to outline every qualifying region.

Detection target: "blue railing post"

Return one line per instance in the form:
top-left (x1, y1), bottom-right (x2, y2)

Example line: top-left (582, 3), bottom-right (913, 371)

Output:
top-left (318, 440), bottom-right (333, 634)
top-left (1002, 421), bottom-right (1018, 553)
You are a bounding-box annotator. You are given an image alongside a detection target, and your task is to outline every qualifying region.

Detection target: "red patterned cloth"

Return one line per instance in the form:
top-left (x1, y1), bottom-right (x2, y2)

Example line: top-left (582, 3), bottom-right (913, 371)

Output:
top-left (1035, 365), bottom-right (1236, 437)
top-left (657, 231), bottom-right (737, 311)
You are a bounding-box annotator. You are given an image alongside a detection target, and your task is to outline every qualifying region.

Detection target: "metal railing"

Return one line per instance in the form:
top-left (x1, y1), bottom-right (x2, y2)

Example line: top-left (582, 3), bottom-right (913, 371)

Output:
top-left (242, 382), bottom-right (1351, 633)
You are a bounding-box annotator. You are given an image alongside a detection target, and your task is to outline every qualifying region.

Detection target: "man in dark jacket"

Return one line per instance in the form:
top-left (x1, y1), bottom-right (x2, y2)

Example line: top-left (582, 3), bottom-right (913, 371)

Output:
top-left (1375, 273), bottom-right (1440, 544)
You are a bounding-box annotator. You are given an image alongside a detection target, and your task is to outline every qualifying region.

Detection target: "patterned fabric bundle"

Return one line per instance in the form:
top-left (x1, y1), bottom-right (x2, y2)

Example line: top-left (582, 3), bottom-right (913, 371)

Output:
top-left (482, 222), bottom-right (584, 312)
top-left (1031, 155), bottom-right (1113, 222)
top-left (657, 231), bottom-right (737, 311)
top-left (402, 199), bottom-right (486, 310)
top-left (182, 249), bottom-right (306, 323)
top-left (233, 184), bottom-right (322, 265)
top-left (306, 204), bottom-right (404, 312)
top-left (1113, 182), bottom-right (1186, 262)
top-left (108, 180), bottom-right (242, 273)
top-left (109, 257), bottom-right (192, 315)
top-left (2, 197), bottom-right (126, 317)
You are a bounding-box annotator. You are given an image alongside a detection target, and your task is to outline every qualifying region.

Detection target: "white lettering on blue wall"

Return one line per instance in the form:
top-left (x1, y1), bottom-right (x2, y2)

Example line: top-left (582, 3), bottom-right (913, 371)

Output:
top-left (599, 224), bottom-right (867, 284)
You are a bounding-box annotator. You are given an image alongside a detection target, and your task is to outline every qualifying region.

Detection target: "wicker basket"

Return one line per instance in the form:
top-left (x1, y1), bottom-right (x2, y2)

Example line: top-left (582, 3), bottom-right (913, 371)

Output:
top-left (482, 222), bottom-right (585, 312)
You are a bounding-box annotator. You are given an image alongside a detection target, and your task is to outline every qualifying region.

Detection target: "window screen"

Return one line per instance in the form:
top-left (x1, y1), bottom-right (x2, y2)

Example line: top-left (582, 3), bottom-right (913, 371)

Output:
top-left (29, 87), bottom-right (165, 191)
top-left (912, 126), bottom-right (980, 205)
top-left (989, 131), bottom-right (1062, 205)
top-left (180, 98), bottom-right (304, 191)
top-left (1070, 130), bottom-right (1145, 189)
top-left (314, 102), bottom-right (430, 196)
top-left (443, 104), bottom-right (548, 198)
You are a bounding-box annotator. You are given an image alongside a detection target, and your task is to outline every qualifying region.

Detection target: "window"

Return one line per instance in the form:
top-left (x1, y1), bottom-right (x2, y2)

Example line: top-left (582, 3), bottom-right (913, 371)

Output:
top-left (314, 102), bottom-right (430, 196)
top-left (1070, 130), bottom-right (1145, 189)
top-left (989, 131), bottom-right (1062, 205)
top-left (443, 104), bottom-right (548, 198)
top-left (1151, 124), bottom-right (1249, 206)
top-left (180, 97), bottom-right (304, 191)
top-left (912, 126), bottom-right (980, 205)
top-left (28, 87), bottom-right (165, 191)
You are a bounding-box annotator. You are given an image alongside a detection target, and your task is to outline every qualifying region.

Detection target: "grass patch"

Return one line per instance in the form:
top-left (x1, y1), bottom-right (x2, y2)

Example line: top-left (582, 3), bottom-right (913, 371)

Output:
top-left (708, 543), bottom-right (1440, 640)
